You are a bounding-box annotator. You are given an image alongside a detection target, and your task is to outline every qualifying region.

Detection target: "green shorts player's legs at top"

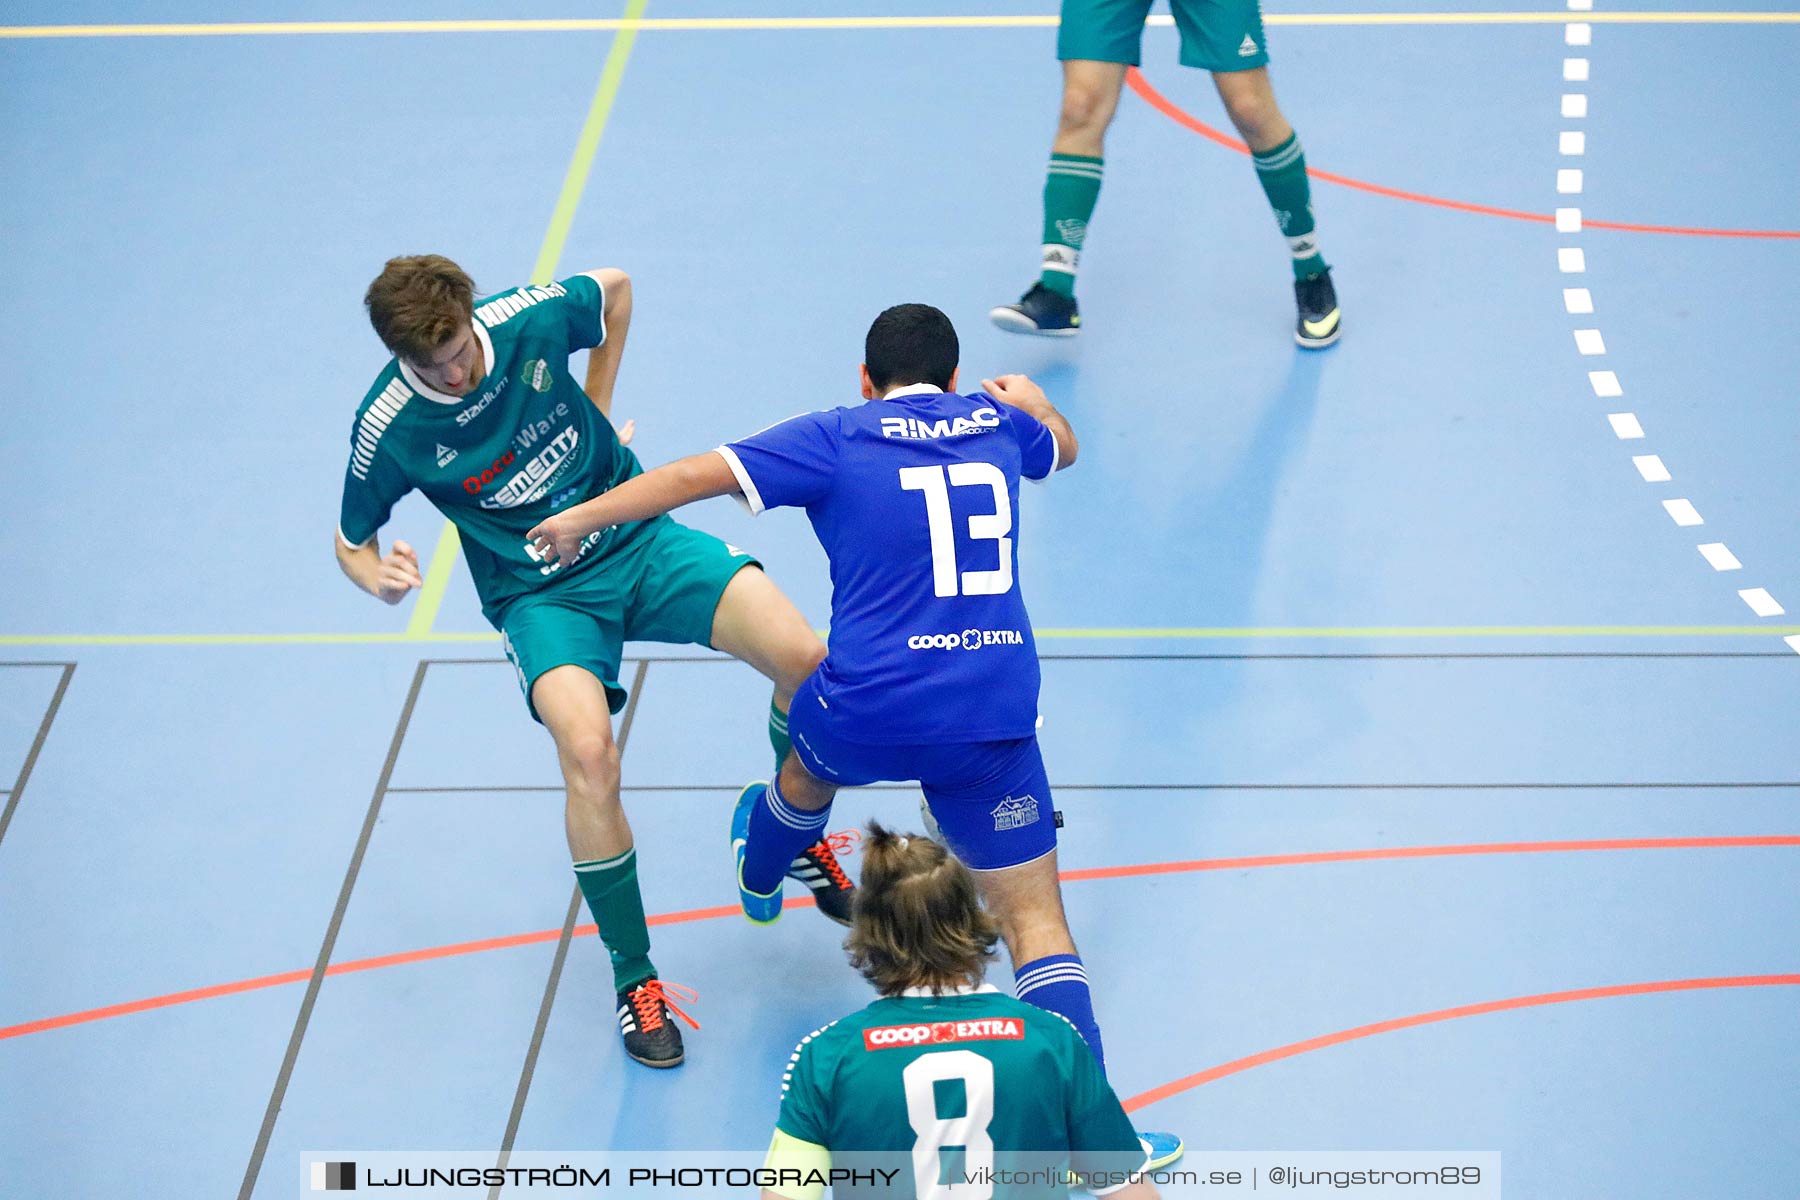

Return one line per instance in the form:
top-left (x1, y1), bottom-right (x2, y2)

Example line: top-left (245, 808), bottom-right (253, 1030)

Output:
top-left (990, 0), bottom-right (1341, 348)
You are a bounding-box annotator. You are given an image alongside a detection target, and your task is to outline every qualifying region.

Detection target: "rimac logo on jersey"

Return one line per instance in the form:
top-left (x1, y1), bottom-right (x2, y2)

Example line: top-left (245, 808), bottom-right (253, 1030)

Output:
top-left (880, 407), bottom-right (1000, 441)
top-left (907, 628), bottom-right (1025, 651)
top-left (862, 1018), bottom-right (1026, 1051)
top-left (992, 795), bottom-right (1040, 831)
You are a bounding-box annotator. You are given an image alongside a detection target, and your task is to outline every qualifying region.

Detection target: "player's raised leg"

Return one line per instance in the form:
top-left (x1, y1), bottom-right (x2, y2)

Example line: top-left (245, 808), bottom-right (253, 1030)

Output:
top-left (534, 664), bottom-right (693, 1068)
top-left (707, 567), bottom-right (855, 923)
top-left (992, 58), bottom-right (1129, 336)
top-left (1212, 66), bottom-right (1339, 348)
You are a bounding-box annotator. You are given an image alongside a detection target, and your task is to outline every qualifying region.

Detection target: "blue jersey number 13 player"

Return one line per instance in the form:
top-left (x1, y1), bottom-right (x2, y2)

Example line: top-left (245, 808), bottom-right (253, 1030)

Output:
top-left (528, 304), bottom-right (1180, 1169)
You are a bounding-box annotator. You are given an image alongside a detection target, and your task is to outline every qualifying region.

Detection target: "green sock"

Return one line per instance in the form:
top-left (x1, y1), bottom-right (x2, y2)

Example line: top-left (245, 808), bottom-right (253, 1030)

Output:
top-left (768, 701), bottom-right (792, 772)
top-left (1251, 132), bottom-right (1327, 279)
top-left (573, 849), bottom-right (654, 991)
top-left (1039, 153), bottom-right (1103, 297)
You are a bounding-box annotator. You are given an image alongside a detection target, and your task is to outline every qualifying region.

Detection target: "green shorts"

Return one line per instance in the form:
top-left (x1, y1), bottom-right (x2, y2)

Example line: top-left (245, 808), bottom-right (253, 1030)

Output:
top-left (495, 515), bottom-right (758, 721)
top-left (1058, 0), bottom-right (1269, 72)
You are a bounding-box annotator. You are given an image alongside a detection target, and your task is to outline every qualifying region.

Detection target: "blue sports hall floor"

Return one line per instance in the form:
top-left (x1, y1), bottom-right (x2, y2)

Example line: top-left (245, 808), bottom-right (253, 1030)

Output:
top-left (2, 2), bottom-right (1796, 1198)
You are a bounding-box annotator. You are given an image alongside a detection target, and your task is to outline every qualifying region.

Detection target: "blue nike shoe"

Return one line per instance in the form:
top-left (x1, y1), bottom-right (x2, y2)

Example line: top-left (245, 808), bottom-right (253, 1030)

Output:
top-left (730, 782), bottom-right (783, 925)
top-left (1138, 1131), bottom-right (1185, 1171)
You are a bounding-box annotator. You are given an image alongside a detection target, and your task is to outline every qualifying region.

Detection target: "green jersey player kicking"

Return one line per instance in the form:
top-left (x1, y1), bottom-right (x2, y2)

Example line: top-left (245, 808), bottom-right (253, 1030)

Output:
top-left (762, 824), bottom-right (1179, 1200)
top-left (334, 255), bottom-right (851, 1069)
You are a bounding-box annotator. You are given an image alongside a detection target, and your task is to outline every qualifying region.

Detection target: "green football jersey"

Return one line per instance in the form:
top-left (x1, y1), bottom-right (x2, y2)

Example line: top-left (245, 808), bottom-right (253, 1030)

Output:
top-left (775, 985), bottom-right (1145, 1198)
top-left (338, 273), bottom-right (650, 619)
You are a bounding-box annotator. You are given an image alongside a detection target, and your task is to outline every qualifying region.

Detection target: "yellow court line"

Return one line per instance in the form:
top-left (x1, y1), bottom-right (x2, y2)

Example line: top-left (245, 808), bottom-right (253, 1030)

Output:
top-left (3, 12), bottom-right (1798, 38)
top-left (404, 0), bottom-right (649, 634)
top-left (3, 626), bottom-right (1798, 647)
top-left (404, 519), bottom-right (464, 637)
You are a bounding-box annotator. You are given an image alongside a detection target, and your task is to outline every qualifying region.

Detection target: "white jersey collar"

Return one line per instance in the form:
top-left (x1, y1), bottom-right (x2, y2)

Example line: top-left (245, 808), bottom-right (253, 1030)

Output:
top-left (399, 320), bottom-right (496, 406)
top-left (882, 382), bottom-right (946, 400)
top-left (898, 982), bottom-right (1000, 998)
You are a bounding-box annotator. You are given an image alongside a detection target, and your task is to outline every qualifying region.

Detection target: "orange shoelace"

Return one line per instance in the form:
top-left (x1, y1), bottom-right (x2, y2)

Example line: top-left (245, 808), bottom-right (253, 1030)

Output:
top-left (630, 979), bottom-right (701, 1032)
top-left (809, 829), bottom-right (861, 892)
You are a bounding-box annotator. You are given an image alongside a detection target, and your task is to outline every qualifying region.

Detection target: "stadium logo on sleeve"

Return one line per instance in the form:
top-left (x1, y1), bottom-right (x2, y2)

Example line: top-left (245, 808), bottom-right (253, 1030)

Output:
top-left (863, 1018), bottom-right (1025, 1051)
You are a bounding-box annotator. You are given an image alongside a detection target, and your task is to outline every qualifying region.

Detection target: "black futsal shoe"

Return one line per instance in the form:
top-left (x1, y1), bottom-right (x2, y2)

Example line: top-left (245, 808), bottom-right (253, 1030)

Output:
top-left (990, 283), bottom-right (1082, 336)
top-left (787, 831), bottom-right (859, 927)
top-left (616, 977), bottom-right (698, 1068)
top-left (1294, 269), bottom-right (1341, 348)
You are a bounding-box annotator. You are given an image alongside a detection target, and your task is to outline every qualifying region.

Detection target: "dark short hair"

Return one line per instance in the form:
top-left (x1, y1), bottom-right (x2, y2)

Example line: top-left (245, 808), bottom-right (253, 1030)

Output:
top-left (864, 303), bottom-right (959, 394)
top-left (846, 822), bottom-right (999, 995)
top-left (364, 254), bottom-right (476, 361)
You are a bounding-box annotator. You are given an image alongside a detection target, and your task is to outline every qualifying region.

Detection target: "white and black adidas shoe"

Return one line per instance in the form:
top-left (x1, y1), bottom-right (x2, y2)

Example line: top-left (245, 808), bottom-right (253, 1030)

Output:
top-left (786, 831), bottom-right (859, 926)
top-left (616, 977), bottom-right (698, 1068)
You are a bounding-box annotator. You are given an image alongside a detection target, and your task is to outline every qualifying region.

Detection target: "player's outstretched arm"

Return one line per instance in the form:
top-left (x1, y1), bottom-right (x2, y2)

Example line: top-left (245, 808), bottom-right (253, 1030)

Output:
top-left (581, 268), bottom-right (635, 444)
top-left (334, 533), bottom-right (423, 605)
top-left (981, 373), bottom-right (1079, 469)
top-left (526, 452), bottom-right (740, 566)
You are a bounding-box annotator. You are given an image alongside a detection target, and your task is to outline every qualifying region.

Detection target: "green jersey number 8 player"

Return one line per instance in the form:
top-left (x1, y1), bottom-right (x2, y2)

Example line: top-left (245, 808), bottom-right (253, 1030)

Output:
top-left (763, 825), bottom-right (1166, 1200)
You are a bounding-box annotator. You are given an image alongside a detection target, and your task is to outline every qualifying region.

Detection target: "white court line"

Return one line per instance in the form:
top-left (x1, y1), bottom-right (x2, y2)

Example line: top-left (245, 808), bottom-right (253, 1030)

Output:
top-left (1551, 12), bottom-right (1793, 647)
top-left (1740, 589), bottom-right (1786, 617)
top-left (1698, 543), bottom-right (1743, 572)
top-left (1663, 499), bottom-right (1704, 527)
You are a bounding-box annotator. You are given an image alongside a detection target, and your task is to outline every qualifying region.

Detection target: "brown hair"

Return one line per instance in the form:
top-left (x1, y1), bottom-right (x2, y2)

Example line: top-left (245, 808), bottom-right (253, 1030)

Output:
top-left (846, 822), bottom-right (1000, 995)
top-left (364, 255), bottom-right (476, 361)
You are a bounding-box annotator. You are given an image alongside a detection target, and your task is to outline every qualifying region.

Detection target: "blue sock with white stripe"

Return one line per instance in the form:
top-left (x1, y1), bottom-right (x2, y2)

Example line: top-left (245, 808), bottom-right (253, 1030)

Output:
top-left (744, 775), bottom-right (829, 895)
top-left (1014, 954), bottom-right (1105, 1074)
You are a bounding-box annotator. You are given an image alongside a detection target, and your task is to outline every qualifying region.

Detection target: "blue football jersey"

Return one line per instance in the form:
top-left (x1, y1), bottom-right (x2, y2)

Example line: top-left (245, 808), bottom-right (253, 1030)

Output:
top-left (718, 385), bottom-right (1058, 744)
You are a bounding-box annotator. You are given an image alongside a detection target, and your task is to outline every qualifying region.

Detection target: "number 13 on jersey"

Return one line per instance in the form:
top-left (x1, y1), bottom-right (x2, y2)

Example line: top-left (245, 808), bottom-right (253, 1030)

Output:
top-left (899, 464), bottom-right (1013, 599)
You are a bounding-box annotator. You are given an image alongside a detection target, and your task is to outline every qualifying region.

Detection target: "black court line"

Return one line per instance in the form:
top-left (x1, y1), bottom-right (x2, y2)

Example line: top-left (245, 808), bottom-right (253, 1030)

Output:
top-left (487, 659), bottom-right (651, 1200)
top-left (238, 659), bottom-right (430, 1200)
top-left (0, 662), bottom-right (75, 851)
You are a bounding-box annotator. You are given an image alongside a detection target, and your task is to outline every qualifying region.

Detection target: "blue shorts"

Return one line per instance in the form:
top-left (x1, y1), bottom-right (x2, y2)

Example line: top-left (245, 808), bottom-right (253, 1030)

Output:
top-left (787, 673), bottom-right (1056, 871)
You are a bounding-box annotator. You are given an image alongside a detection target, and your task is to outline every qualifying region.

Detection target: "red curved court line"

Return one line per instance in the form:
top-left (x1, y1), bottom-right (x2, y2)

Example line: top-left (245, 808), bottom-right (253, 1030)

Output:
top-left (1122, 973), bottom-right (1800, 1113)
top-left (1125, 68), bottom-right (1800, 240)
top-left (4, 834), bottom-right (1795, 1042)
